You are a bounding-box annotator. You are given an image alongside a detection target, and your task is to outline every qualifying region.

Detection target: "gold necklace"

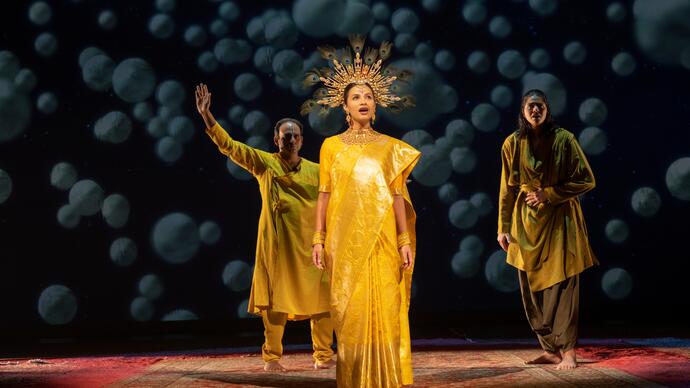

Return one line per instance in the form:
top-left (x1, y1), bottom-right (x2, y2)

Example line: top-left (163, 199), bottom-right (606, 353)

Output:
top-left (339, 127), bottom-right (381, 145)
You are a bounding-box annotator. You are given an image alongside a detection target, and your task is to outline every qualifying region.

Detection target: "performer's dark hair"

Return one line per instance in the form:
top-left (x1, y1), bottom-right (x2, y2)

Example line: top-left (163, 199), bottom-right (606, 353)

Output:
top-left (517, 89), bottom-right (558, 138)
top-left (273, 118), bottom-right (304, 136)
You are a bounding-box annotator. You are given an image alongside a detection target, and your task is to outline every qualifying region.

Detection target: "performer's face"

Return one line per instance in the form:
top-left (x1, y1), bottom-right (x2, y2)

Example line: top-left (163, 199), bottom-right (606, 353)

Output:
top-left (274, 121), bottom-right (302, 155)
top-left (344, 84), bottom-right (376, 125)
top-left (523, 95), bottom-right (548, 128)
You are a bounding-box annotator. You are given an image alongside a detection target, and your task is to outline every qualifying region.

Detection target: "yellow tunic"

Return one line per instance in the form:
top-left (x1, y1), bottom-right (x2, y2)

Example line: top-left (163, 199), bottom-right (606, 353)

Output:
top-left (498, 127), bottom-right (598, 292)
top-left (319, 134), bottom-right (420, 388)
top-left (206, 123), bottom-right (330, 320)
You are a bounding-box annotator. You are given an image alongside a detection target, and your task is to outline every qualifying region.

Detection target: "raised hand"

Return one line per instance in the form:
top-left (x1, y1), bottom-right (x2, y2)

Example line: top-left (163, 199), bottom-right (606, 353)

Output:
top-left (195, 83), bottom-right (211, 115)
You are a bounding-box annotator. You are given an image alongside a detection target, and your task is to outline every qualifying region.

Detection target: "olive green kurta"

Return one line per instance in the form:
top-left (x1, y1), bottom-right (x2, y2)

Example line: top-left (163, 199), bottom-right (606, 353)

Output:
top-left (498, 127), bottom-right (598, 292)
top-left (206, 123), bottom-right (330, 320)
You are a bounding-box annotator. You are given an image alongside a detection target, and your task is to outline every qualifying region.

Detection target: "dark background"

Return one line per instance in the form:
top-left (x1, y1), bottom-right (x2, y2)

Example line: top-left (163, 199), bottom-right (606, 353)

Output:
top-left (1, 0), bottom-right (689, 350)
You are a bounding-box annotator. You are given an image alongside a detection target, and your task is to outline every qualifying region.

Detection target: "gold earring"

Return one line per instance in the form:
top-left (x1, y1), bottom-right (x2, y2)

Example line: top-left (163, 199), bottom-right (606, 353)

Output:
top-left (346, 112), bottom-right (352, 128)
top-left (372, 113), bottom-right (376, 125)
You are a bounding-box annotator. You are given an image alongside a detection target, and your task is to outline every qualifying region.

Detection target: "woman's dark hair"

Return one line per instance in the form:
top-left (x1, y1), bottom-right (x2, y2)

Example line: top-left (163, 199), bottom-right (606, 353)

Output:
top-left (517, 89), bottom-right (557, 137)
top-left (273, 118), bottom-right (304, 136)
top-left (343, 82), bottom-right (375, 102)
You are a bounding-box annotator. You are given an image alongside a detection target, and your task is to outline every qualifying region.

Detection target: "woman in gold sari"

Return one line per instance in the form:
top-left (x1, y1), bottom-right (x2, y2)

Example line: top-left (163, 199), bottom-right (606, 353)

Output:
top-left (305, 37), bottom-right (420, 387)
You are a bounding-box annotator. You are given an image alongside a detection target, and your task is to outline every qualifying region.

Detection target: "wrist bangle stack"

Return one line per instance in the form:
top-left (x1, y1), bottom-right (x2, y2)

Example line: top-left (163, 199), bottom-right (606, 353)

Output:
top-left (312, 231), bottom-right (326, 246)
top-left (397, 231), bottom-right (411, 249)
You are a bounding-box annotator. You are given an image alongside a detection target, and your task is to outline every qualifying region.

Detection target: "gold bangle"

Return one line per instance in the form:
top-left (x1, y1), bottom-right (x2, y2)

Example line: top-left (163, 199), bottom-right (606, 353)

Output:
top-left (312, 231), bottom-right (326, 246)
top-left (397, 231), bottom-right (411, 249)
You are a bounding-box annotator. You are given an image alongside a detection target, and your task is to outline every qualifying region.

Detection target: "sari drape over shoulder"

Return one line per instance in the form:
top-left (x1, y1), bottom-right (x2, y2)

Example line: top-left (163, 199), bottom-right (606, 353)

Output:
top-left (319, 134), bottom-right (420, 388)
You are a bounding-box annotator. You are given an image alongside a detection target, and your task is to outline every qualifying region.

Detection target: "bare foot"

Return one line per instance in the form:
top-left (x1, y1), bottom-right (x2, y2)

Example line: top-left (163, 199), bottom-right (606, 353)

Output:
top-left (313, 359), bottom-right (336, 369)
top-left (525, 351), bottom-right (562, 365)
top-left (556, 348), bottom-right (577, 370)
top-left (264, 360), bottom-right (287, 372)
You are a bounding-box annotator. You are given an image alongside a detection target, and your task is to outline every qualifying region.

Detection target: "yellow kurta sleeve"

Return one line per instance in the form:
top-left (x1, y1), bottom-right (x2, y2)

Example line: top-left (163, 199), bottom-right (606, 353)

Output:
top-left (542, 136), bottom-right (596, 205)
top-left (498, 136), bottom-right (517, 234)
top-left (318, 138), bottom-right (332, 192)
top-left (205, 122), bottom-right (271, 176)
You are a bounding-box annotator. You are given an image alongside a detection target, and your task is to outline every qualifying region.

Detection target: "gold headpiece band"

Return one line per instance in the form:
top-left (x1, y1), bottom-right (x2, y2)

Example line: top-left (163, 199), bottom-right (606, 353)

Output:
top-left (300, 35), bottom-right (414, 116)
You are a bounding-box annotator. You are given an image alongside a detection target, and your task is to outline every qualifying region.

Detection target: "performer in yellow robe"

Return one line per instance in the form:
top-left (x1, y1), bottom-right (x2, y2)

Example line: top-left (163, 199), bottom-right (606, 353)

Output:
top-left (195, 84), bottom-right (334, 372)
top-left (305, 36), bottom-right (420, 388)
top-left (497, 89), bottom-right (597, 370)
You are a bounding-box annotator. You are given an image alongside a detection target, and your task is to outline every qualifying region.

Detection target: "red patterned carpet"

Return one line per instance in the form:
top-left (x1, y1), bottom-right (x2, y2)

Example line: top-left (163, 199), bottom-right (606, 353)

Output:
top-left (1, 339), bottom-right (689, 387)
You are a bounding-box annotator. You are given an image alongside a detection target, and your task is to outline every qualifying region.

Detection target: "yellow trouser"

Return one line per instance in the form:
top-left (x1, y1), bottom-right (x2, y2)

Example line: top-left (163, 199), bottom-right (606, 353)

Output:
top-left (261, 310), bottom-right (335, 363)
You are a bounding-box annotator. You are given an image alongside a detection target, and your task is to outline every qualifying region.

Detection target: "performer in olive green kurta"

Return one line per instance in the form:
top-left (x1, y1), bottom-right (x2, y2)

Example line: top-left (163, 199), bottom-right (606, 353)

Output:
top-left (497, 89), bottom-right (597, 370)
top-left (195, 84), bottom-right (334, 372)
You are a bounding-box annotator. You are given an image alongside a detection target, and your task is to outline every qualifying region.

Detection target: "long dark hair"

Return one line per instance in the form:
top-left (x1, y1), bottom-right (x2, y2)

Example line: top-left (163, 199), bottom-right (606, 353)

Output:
top-left (517, 89), bottom-right (557, 138)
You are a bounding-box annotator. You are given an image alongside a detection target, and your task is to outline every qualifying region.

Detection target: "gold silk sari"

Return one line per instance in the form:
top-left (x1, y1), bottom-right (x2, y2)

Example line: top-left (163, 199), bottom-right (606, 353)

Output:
top-left (319, 134), bottom-right (420, 388)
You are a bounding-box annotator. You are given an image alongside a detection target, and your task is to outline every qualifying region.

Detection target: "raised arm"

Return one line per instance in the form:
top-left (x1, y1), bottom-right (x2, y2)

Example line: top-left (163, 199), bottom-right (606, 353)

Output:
top-left (195, 83), bottom-right (269, 176)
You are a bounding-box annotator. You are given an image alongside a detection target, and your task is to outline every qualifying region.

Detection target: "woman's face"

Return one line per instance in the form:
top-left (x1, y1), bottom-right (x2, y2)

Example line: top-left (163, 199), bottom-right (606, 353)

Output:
top-left (522, 95), bottom-right (549, 129)
top-left (344, 84), bottom-right (376, 124)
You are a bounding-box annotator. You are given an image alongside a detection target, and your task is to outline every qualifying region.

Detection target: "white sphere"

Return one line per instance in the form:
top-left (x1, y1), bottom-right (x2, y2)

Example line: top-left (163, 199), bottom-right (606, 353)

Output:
top-left (292, 0), bottom-right (345, 38)
top-left (601, 268), bottom-right (633, 300)
top-left (438, 182), bottom-right (459, 205)
top-left (112, 58), bottom-right (156, 103)
top-left (563, 41), bottom-right (587, 65)
top-left (38, 285), bottom-right (78, 324)
top-left (497, 50), bottom-right (526, 79)
top-left (485, 250), bottom-right (518, 292)
top-left (155, 136), bottom-right (184, 163)
top-left (50, 162), bottom-right (78, 191)
top-left (450, 147), bottom-right (477, 174)
top-left (82, 55), bottom-right (115, 91)
top-left (130, 297), bottom-right (155, 321)
top-left (451, 250), bottom-right (480, 278)
top-left (139, 274), bottom-right (164, 300)
top-left (199, 221), bottom-right (222, 245)
top-left (223, 260), bottom-right (253, 292)
top-left (467, 51), bottom-right (491, 74)
top-left (578, 126), bottom-right (607, 155)
top-left (57, 204), bottom-right (80, 229)
top-left (102, 193), bottom-right (130, 228)
top-left (459, 235), bottom-right (484, 259)
top-left (631, 187), bottom-right (661, 217)
top-left (449, 199), bottom-right (479, 229)
top-left (605, 218), bottom-right (629, 244)
top-left (152, 213), bottom-right (200, 264)
top-left (666, 157), bottom-right (690, 200)
top-left (94, 111), bottom-right (132, 143)
top-left (148, 14), bottom-right (175, 39)
top-left (0, 169), bottom-right (12, 204)
top-left (69, 179), bottom-right (104, 216)
top-left (34, 32), bottom-right (58, 57)
top-left (471, 103), bottom-right (500, 132)
top-left (110, 237), bottom-right (138, 267)
top-left (578, 98), bottom-right (608, 126)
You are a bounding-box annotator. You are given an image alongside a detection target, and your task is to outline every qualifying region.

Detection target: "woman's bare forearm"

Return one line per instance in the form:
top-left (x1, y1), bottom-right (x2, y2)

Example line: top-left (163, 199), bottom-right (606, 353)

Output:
top-left (315, 192), bottom-right (330, 233)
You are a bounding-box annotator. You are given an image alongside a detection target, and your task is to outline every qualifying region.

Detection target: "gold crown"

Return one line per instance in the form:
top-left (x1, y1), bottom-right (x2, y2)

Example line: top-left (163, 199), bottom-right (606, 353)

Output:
top-left (300, 35), bottom-right (414, 116)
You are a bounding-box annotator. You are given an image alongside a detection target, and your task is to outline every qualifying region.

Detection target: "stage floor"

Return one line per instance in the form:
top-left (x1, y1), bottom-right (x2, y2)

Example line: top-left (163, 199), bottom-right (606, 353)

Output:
top-left (2, 338), bottom-right (689, 387)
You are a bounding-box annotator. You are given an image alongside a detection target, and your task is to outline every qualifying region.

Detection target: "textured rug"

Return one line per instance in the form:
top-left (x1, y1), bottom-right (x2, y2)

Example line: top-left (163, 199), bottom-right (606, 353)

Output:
top-left (1, 338), bottom-right (689, 387)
